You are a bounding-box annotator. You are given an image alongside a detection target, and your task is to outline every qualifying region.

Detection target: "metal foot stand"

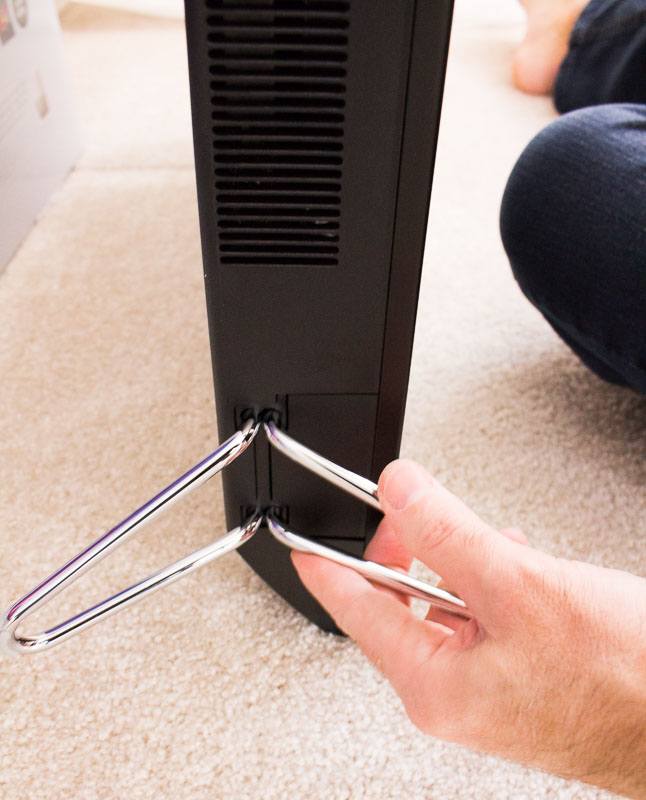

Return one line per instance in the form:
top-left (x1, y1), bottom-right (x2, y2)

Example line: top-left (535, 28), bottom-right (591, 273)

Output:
top-left (1, 416), bottom-right (470, 655)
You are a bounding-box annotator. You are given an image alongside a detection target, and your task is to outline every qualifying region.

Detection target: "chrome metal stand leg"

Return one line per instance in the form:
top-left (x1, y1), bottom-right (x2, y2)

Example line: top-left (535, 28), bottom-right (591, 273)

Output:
top-left (2, 413), bottom-right (473, 655)
top-left (266, 514), bottom-right (471, 620)
top-left (263, 420), bottom-right (380, 510)
top-left (264, 420), bottom-right (471, 620)
top-left (1, 420), bottom-right (260, 654)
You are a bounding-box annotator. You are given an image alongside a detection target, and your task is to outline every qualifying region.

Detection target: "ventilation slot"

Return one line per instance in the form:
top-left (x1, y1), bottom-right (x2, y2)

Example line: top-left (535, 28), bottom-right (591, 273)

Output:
top-left (206, 0), bottom-right (348, 268)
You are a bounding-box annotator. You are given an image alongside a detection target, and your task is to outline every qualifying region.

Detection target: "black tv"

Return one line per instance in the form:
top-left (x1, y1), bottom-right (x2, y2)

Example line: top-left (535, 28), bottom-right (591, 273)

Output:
top-left (184, 0), bottom-right (453, 631)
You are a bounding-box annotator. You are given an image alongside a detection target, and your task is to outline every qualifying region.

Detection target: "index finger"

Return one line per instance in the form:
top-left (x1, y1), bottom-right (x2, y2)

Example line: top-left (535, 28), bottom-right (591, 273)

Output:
top-left (379, 460), bottom-right (523, 610)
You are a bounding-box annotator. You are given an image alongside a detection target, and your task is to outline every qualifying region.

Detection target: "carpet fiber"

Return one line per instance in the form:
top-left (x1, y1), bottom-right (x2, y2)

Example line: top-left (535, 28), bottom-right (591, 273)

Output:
top-left (1, 4), bottom-right (644, 799)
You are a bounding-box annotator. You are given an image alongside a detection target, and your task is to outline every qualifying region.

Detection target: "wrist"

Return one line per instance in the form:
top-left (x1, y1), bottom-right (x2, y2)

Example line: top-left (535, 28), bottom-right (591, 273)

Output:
top-left (569, 644), bottom-right (646, 796)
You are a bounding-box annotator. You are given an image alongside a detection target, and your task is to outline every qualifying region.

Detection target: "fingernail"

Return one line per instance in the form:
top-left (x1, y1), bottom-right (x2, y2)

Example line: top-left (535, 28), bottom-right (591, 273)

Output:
top-left (382, 461), bottom-right (431, 510)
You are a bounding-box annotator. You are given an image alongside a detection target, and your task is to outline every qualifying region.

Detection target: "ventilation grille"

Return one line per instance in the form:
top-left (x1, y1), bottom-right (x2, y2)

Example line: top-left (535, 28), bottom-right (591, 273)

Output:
top-left (205, 0), bottom-right (349, 267)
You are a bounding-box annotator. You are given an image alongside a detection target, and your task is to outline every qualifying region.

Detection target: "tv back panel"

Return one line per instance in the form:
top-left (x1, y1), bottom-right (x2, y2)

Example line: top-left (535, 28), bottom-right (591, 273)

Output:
top-left (184, 0), bottom-right (453, 631)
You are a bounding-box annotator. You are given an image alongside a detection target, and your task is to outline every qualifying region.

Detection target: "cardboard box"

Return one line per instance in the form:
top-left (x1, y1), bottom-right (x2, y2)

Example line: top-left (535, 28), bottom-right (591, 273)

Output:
top-left (0, 0), bottom-right (80, 271)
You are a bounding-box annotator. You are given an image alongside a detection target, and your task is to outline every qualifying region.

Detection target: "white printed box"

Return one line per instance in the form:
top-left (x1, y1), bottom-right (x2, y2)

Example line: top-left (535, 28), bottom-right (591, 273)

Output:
top-left (0, 0), bottom-right (80, 270)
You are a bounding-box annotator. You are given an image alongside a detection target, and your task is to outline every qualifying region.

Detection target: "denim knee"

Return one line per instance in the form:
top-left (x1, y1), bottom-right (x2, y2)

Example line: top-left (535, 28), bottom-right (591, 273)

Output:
top-left (500, 104), bottom-right (646, 392)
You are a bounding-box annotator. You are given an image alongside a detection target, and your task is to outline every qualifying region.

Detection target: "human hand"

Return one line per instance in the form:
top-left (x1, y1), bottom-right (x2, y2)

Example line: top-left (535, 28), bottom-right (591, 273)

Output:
top-left (292, 459), bottom-right (646, 798)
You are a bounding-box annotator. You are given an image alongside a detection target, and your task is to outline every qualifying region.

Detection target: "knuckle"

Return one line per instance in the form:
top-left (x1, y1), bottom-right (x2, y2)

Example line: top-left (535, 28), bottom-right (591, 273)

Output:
top-left (496, 552), bottom-right (574, 637)
top-left (414, 498), bottom-right (455, 550)
top-left (518, 552), bottom-right (566, 603)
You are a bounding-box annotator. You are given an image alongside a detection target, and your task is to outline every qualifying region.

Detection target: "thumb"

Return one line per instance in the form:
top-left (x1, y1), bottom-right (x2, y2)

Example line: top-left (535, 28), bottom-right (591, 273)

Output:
top-left (378, 459), bottom-right (522, 610)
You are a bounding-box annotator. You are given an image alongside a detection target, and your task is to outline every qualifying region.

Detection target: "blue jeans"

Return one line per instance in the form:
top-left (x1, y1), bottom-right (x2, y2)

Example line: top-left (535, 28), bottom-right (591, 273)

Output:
top-left (500, 0), bottom-right (646, 393)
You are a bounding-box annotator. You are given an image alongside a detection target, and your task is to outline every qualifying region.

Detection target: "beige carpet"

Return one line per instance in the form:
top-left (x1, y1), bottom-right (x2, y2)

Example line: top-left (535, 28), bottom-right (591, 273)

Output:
top-left (1, 4), bottom-right (644, 799)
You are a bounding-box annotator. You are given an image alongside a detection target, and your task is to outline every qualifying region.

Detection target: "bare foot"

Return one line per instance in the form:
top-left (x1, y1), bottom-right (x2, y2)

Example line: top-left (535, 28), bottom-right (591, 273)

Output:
top-left (512, 0), bottom-right (588, 95)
